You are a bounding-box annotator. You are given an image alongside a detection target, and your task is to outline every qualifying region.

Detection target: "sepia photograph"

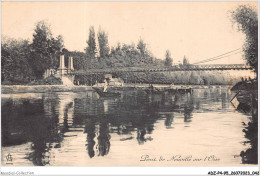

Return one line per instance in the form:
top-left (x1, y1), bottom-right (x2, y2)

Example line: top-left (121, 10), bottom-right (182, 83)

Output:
top-left (1, 0), bottom-right (258, 173)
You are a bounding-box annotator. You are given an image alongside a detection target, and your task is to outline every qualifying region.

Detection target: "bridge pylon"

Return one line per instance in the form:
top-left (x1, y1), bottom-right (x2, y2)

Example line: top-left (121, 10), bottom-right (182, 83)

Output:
top-left (56, 55), bottom-right (75, 85)
top-left (58, 55), bottom-right (74, 75)
top-left (68, 56), bottom-right (74, 72)
top-left (59, 55), bottom-right (66, 76)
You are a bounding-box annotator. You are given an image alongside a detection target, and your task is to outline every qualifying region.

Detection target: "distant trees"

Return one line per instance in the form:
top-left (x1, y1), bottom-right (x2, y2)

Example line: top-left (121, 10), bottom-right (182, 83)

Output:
top-left (1, 20), bottom-right (64, 83)
top-left (85, 26), bottom-right (97, 59)
top-left (1, 38), bottom-right (35, 84)
top-left (231, 5), bottom-right (258, 74)
top-left (136, 39), bottom-right (154, 65)
top-left (69, 51), bottom-right (88, 70)
top-left (97, 28), bottom-right (110, 58)
top-left (1, 21), bottom-right (235, 85)
top-left (51, 35), bottom-right (64, 68)
top-left (164, 50), bottom-right (173, 67)
top-left (183, 56), bottom-right (189, 66)
top-left (137, 38), bottom-right (147, 58)
top-left (115, 70), bottom-right (230, 85)
top-left (190, 72), bottom-right (201, 84)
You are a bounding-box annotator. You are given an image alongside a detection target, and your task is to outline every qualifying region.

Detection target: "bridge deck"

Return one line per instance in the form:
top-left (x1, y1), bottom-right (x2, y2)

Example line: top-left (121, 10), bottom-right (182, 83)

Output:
top-left (70, 64), bottom-right (252, 75)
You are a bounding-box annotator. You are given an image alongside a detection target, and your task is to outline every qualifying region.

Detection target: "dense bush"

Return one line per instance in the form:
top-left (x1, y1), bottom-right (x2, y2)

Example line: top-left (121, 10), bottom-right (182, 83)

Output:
top-left (29, 75), bottom-right (62, 85)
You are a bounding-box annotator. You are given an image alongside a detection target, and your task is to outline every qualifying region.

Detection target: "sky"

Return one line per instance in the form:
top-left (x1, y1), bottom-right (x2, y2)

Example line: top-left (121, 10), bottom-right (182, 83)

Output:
top-left (1, 1), bottom-right (258, 65)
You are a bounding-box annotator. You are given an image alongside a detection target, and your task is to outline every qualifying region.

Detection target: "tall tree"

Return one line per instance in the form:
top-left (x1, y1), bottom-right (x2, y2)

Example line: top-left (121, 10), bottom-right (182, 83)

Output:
top-left (30, 20), bottom-right (63, 78)
top-left (137, 38), bottom-right (147, 58)
top-left (231, 5), bottom-right (258, 74)
top-left (164, 50), bottom-right (173, 67)
top-left (86, 26), bottom-right (97, 59)
top-left (137, 38), bottom-right (154, 64)
top-left (97, 28), bottom-right (110, 58)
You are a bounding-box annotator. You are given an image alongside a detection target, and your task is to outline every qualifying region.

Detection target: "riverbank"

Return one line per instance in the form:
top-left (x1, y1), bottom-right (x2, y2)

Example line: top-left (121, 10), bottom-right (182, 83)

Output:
top-left (1, 85), bottom-right (93, 94)
top-left (1, 84), bottom-right (229, 94)
top-left (231, 79), bottom-right (257, 91)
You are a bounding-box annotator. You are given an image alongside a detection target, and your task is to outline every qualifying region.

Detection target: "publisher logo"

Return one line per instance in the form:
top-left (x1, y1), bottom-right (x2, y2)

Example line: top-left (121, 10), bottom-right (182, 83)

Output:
top-left (6, 153), bottom-right (13, 165)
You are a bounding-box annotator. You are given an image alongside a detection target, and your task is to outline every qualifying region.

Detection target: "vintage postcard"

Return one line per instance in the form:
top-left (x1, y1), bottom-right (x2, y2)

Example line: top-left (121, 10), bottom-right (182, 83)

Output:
top-left (1, 0), bottom-right (258, 175)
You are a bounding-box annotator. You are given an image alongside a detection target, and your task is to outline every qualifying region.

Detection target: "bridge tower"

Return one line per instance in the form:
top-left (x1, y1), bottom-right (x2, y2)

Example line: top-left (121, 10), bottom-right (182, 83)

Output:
top-left (57, 55), bottom-right (75, 86)
top-left (59, 55), bottom-right (66, 76)
top-left (68, 56), bottom-right (74, 71)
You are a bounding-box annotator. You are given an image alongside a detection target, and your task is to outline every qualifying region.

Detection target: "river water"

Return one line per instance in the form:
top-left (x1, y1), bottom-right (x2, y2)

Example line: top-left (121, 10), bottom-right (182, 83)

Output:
top-left (1, 87), bottom-right (257, 166)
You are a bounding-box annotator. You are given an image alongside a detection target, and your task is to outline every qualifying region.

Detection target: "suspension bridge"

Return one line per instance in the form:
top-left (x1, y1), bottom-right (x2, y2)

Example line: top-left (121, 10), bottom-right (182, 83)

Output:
top-left (57, 48), bottom-right (252, 76)
top-left (50, 48), bottom-right (253, 84)
top-left (71, 64), bottom-right (251, 75)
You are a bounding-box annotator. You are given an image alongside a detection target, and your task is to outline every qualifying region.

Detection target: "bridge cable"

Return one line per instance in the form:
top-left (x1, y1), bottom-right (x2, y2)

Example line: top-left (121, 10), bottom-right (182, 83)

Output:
top-left (194, 51), bottom-right (242, 65)
top-left (193, 48), bottom-right (242, 65)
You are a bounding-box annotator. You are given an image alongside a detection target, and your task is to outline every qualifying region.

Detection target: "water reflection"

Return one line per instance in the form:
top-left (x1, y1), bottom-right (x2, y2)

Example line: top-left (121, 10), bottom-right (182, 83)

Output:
top-left (164, 114), bottom-right (174, 129)
top-left (96, 119), bottom-right (111, 156)
top-left (1, 87), bottom-right (257, 166)
top-left (84, 119), bottom-right (96, 158)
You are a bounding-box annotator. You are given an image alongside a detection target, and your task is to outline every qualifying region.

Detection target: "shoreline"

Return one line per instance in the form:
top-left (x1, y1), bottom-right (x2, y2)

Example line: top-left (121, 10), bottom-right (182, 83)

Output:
top-left (1, 85), bottom-right (93, 94)
top-left (1, 84), bottom-right (230, 94)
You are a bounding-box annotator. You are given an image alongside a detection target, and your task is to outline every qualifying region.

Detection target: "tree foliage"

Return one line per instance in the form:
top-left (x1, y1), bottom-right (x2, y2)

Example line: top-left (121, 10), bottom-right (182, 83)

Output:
top-left (98, 28), bottom-right (110, 58)
top-left (70, 51), bottom-right (89, 70)
top-left (164, 50), bottom-right (173, 67)
top-left (1, 21), bottom-right (63, 83)
top-left (1, 37), bottom-right (35, 84)
top-left (2, 20), bottom-right (234, 86)
top-left (231, 5), bottom-right (258, 74)
top-left (86, 26), bottom-right (97, 59)
top-left (30, 20), bottom-right (63, 78)
top-left (137, 38), bottom-right (147, 58)
top-left (183, 56), bottom-right (189, 66)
